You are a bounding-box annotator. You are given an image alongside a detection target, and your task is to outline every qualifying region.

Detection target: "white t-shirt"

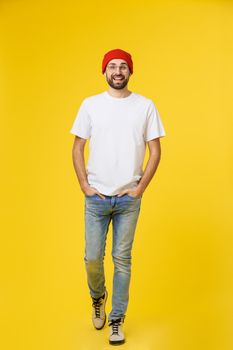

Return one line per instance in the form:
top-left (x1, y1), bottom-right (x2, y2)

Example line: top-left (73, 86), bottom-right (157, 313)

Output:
top-left (70, 91), bottom-right (166, 195)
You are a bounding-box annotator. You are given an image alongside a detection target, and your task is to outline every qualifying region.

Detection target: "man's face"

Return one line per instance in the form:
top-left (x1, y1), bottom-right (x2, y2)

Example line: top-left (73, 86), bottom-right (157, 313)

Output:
top-left (104, 59), bottom-right (131, 90)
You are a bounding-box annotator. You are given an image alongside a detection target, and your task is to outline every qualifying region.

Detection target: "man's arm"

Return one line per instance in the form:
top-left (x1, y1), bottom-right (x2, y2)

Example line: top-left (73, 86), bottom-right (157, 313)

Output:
top-left (117, 137), bottom-right (162, 197)
top-left (137, 137), bottom-right (161, 194)
top-left (72, 136), bottom-right (105, 199)
top-left (72, 136), bottom-right (89, 192)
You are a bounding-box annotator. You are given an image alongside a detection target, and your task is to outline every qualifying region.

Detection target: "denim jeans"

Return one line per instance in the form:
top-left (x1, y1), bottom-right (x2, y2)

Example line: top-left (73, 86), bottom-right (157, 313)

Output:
top-left (84, 193), bottom-right (142, 322)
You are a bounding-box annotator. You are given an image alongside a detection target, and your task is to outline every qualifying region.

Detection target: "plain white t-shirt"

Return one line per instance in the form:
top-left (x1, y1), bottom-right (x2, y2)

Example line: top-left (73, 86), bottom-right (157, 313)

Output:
top-left (70, 91), bottom-right (166, 195)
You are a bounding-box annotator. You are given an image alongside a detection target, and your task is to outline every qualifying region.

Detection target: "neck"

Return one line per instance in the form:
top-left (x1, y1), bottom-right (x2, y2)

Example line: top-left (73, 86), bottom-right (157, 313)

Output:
top-left (107, 87), bottom-right (132, 98)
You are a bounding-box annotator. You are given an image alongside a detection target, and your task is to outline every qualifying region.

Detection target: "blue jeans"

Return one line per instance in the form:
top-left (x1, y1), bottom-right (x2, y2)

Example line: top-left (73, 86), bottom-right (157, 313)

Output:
top-left (84, 193), bottom-right (142, 321)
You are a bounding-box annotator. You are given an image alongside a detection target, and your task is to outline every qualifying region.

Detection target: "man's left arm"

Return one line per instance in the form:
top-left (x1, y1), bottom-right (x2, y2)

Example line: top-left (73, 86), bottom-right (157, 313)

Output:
top-left (117, 137), bottom-right (162, 198)
top-left (135, 137), bottom-right (161, 196)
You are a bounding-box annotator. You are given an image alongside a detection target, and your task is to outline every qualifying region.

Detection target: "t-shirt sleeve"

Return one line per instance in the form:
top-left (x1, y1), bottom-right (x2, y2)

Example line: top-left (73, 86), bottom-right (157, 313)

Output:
top-left (144, 101), bottom-right (166, 142)
top-left (70, 99), bottom-right (91, 139)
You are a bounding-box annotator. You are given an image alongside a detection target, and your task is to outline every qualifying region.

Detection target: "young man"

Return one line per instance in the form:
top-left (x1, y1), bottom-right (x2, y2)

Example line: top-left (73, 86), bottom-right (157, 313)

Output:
top-left (70, 48), bottom-right (166, 345)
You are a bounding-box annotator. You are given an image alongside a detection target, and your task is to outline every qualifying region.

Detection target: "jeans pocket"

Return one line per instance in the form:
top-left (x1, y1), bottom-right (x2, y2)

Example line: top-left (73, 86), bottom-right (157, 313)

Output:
top-left (126, 194), bottom-right (142, 200)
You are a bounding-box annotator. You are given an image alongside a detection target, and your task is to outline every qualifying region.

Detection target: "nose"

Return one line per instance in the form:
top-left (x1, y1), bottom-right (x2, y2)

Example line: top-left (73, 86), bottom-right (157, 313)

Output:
top-left (115, 66), bottom-right (122, 73)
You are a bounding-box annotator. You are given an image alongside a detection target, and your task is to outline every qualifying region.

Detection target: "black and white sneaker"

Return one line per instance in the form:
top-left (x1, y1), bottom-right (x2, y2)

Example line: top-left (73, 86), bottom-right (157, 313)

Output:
top-left (108, 317), bottom-right (125, 345)
top-left (91, 290), bottom-right (108, 330)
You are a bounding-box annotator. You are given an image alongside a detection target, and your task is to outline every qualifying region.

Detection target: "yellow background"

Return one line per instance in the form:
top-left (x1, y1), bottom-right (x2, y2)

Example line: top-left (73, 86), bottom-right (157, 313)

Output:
top-left (1, 0), bottom-right (233, 349)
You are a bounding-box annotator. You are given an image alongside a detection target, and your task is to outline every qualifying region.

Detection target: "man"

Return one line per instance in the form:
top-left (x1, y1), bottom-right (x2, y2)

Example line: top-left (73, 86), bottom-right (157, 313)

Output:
top-left (70, 48), bottom-right (166, 345)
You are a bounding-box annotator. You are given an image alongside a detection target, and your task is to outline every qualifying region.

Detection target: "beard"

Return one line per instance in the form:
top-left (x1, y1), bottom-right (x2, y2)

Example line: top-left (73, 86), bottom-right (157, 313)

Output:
top-left (106, 74), bottom-right (130, 90)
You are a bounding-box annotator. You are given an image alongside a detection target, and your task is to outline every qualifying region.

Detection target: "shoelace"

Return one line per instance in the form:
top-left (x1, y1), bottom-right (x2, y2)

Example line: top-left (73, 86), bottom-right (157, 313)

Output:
top-left (92, 296), bottom-right (103, 318)
top-left (109, 318), bottom-right (122, 334)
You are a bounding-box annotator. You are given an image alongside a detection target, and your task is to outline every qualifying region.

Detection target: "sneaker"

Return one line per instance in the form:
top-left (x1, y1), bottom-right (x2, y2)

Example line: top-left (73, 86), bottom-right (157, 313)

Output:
top-left (91, 290), bottom-right (108, 330)
top-left (108, 317), bottom-right (125, 345)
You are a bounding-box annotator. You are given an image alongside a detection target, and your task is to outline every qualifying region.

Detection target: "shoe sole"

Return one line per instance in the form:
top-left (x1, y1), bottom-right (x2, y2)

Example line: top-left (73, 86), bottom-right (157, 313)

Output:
top-left (109, 339), bottom-right (125, 345)
top-left (93, 290), bottom-right (108, 330)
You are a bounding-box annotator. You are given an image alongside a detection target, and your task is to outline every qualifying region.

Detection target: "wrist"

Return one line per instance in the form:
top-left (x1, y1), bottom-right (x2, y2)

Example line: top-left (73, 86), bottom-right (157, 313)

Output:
top-left (81, 182), bottom-right (90, 191)
top-left (137, 182), bottom-right (145, 192)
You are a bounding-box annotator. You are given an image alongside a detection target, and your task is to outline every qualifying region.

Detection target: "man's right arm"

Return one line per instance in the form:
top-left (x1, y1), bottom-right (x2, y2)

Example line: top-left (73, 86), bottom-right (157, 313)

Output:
top-left (72, 136), bottom-right (90, 194)
top-left (72, 136), bottom-right (105, 198)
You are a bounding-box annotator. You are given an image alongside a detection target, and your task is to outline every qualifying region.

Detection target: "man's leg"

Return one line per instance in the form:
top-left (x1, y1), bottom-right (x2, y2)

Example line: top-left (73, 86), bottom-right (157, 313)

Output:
top-left (84, 194), bottom-right (112, 299)
top-left (108, 195), bottom-right (141, 321)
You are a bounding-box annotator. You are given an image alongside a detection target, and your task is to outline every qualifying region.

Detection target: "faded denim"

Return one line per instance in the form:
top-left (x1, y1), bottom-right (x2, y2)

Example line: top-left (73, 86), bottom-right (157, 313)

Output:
top-left (84, 193), bottom-right (142, 322)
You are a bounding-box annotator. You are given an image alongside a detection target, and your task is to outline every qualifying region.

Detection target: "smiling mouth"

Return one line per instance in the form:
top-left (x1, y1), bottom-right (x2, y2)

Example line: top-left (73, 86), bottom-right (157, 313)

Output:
top-left (113, 77), bottom-right (124, 81)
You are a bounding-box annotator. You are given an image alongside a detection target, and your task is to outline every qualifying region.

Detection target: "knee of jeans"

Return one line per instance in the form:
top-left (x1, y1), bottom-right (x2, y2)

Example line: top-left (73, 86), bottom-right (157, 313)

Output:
top-left (112, 254), bottom-right (132, 265)
top-left (84, 255), bottom-right (104, 264)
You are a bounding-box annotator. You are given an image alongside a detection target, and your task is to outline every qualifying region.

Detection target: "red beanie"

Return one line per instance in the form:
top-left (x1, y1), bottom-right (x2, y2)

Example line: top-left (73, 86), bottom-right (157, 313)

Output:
top-left (102, 48), bottom-right (133, 74)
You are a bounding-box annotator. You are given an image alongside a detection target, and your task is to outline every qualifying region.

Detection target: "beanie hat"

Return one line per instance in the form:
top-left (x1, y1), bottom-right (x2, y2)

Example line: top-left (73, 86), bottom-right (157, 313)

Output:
top-left (102, 48), bottom-right (133, 74)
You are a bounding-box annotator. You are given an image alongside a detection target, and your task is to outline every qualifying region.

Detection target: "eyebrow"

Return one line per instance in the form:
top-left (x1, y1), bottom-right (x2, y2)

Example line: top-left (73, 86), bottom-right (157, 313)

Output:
top-left (108, 63), bottom-right (128, 66)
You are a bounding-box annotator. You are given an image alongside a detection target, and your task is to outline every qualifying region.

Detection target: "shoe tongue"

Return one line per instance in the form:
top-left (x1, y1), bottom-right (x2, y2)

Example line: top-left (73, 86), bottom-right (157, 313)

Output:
top-left (110, 318), bottom-right (122, 324)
